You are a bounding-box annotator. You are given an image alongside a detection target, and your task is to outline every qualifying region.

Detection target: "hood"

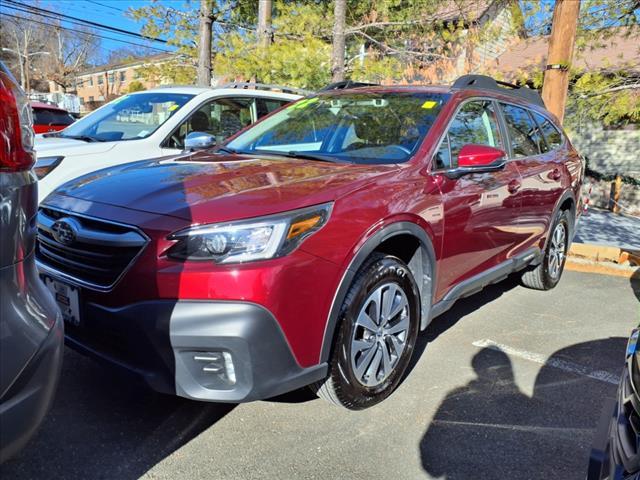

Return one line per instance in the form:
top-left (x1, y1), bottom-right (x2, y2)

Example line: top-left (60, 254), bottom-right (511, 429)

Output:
top-left (35, 135), bottom-right (117, 157)
top-left (53, 152), bottom-right (395, 222)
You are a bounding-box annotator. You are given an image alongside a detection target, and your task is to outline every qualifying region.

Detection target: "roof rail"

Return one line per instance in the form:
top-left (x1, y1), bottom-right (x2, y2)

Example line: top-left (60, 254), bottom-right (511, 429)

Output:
top-left (452, 75), bottom-right (545, 108)
top-left (219, 82), bottom-right (310, 96)
top-left (319, 80), bottom-right (379, 91)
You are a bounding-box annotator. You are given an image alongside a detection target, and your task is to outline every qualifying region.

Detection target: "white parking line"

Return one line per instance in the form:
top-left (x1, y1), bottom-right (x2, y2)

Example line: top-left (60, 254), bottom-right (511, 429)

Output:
top-left (472, 338), bottom-right (620, 385)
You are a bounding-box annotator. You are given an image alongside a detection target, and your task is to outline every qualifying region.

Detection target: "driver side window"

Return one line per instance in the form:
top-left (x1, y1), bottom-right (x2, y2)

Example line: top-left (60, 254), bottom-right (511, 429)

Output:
top-left (440, 100), bottom-right (503, 168)
top-left (165, 97), bottom-right (253, 149)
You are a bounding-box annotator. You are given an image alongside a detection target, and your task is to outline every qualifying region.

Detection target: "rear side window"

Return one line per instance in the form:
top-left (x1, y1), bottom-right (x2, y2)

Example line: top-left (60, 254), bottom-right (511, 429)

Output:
top-left (532, 112), bottom-right (563, 151)
top-left (34, 108), bottom-right (75, 126)
top-left (501, 104), bottom-right (543, 157)
top-left (256, 98), bottom-right (289, 118)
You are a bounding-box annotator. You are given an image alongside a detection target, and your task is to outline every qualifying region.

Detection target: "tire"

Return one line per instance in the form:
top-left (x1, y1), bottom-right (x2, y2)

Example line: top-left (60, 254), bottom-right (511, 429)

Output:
top-left (312, 253), bottom-right (420, 410)
top-left (521, 209), bottom-right (571, 290)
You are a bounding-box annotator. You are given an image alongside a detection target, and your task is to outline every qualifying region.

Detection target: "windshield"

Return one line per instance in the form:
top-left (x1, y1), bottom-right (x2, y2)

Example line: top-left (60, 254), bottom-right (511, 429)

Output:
top-left (59, 92), bottom-right (194, 142)
top-left (226, 91), bottom-right (449, 164)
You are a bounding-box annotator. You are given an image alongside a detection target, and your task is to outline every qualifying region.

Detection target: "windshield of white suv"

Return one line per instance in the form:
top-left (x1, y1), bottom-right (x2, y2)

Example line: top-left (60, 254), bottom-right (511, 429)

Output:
top-left (225, 92), bottom-right (449, 164)
top-left (56, 92), bottom-right (194, 142)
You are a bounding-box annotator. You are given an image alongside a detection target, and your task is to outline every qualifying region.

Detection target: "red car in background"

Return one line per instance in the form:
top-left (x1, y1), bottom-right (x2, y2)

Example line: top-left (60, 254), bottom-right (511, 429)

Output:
top-left (31, 102), bottom-right (75, 134)
top-left (36, 75), bottom-right (584, 410)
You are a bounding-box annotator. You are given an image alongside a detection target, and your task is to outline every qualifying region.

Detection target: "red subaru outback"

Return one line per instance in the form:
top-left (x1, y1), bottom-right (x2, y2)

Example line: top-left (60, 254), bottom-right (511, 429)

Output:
top-left (37, 75), bottom-right (583, 409)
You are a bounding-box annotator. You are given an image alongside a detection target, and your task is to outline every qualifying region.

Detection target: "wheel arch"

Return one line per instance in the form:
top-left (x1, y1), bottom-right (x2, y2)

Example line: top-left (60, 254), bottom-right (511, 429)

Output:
top-left (543, 190), bottom-right (577, 253)
top-left (319, 221), bottom-right (437, 364)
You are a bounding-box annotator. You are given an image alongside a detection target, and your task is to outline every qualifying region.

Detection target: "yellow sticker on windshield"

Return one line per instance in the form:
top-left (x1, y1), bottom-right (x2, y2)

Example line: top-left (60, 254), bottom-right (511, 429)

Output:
top-left (169, 104), bottom-right (179, 111)
top-left (421, 100), bottom-right (438, 109)
top-left (290, 97), bottom-right (319, 110)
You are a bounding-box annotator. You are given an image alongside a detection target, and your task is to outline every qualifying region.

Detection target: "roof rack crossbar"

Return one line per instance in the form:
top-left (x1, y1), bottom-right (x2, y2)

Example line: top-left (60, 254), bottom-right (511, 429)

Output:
top-left (452, 74), bottom-right (545, 108)
top-left (319, 81), bottom-right (380, 91)
top-left (219, 82), bottom-right (310, 96)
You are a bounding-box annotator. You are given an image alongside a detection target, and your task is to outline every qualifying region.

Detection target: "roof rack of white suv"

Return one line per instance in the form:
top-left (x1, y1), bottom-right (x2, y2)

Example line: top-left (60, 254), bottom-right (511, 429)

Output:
top-left (219, 82), bottom-right (310, 96)
top-left (452, 74), bottom-right (546, 108)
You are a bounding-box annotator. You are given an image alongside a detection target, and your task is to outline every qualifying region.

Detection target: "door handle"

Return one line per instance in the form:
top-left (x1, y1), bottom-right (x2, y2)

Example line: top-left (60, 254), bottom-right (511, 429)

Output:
top-left (549, 168), bottom-right (562, 181)
top-left (508, 179), bottom-right (521, 194)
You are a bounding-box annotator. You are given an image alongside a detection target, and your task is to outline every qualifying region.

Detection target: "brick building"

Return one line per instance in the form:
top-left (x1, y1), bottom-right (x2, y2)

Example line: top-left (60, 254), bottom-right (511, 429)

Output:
top-left (48, 53), bottom-right (175, 112)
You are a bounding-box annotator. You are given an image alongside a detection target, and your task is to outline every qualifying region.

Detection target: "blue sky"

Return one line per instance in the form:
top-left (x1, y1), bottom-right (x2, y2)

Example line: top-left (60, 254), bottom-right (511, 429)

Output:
top-left (0, 0), bottom-right (184, 58)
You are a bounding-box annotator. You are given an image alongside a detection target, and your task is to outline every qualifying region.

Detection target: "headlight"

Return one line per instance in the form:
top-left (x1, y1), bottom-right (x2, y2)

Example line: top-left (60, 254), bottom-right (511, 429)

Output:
top-left (34, 156), bottom-right (64, 179)
top-left (166, 202), bottom-right (333, 263)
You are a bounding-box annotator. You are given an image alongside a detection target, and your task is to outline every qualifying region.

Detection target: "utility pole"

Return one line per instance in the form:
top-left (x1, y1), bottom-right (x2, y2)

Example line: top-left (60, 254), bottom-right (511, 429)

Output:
top-left (197, 0), bottom-right (213, 87)
top-left (541, 0), bottom-right (580, 124)
top-left (257, 0), bottom-right (272, 49)
top-left (331, 0), bottom-right (346, 82)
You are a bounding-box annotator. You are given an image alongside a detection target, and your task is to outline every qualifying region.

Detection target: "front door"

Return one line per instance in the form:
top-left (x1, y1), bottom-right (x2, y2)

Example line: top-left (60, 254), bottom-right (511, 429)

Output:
top-left (433, 99), bottom-right (524, 300)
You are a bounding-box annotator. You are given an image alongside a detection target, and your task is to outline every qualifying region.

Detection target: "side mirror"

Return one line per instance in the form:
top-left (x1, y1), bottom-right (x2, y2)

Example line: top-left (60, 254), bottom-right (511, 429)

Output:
top-left (446, 144), bottom-right (507, 179)
top-left (185, 131), bottom-right (216, 151)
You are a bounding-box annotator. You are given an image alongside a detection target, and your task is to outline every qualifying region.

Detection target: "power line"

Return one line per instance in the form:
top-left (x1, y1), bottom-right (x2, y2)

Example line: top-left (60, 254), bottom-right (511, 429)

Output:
top-left (0, 12), bottom-right (174, 53)
top-left (84, 0), bottom-right (127, 13)
top-left (4, 0), bottom-right (169, 44)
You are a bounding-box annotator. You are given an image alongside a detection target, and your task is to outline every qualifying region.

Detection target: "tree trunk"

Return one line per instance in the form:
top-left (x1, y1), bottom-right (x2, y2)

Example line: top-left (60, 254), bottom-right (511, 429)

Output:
top-left (257, 0), bottom-right (272, 49)
top-left (541, 0), bottom-right (580, 124)
top-left (197, 0), bottom-right (213, 87)
top-left (331, 0), bottom-right (347, 82)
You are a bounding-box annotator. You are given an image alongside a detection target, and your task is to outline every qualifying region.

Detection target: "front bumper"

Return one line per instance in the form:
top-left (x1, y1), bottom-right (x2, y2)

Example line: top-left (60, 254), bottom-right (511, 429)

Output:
top-left (66, 300), bottom-right (327, 402)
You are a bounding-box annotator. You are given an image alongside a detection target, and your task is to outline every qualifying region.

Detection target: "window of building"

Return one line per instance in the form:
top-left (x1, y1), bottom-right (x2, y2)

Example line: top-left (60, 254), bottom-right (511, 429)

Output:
top-left (97, 76), bottom-right (104, 85)
top-left (108, 73), bottom-right (115, 84)
top-left (88, 76), bottom-right (94, 86)
top-left (88, 96), bottom-right (94, 102)
top-left (119, 71), bottom-right (126, 82)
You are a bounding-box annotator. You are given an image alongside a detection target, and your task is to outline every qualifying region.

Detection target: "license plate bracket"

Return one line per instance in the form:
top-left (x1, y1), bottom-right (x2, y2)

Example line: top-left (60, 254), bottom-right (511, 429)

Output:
top-left (43, 276), bottom-right (81, 326)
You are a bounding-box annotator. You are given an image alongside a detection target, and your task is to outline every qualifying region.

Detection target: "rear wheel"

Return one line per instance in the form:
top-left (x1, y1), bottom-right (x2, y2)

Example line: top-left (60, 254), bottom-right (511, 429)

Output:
top-left (312, 254), bottom-right (420, 410)
top-left (521, 210), bottom-right (570, 290)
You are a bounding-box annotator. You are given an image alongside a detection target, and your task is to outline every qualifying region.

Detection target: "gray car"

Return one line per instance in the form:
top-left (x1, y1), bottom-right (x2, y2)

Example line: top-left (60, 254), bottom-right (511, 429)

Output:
top-left (0, 62), bottom-right (63, 463)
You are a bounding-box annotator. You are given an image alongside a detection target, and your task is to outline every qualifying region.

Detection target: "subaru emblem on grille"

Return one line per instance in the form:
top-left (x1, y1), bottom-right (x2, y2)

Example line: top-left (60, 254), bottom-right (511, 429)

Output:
top-left (51, 218), bottom-right (78, 246)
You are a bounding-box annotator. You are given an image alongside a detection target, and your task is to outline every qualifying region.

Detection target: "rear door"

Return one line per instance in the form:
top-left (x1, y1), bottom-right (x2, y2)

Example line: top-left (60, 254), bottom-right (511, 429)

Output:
top-left (434, 99), bottom-right (524, 300)
top-left (499, 103), bottom-right (564, 252)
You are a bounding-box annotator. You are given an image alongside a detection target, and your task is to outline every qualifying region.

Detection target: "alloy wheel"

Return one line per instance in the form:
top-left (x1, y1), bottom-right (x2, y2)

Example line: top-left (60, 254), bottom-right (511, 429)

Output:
top-left (548, 223), bottom-right (567, 280)
top-left (350, 282), bottom-right (411, 387)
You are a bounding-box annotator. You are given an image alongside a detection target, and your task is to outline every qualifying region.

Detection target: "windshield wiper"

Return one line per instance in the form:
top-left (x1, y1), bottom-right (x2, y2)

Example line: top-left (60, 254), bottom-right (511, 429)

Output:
top-left (59, 134), bottom-right (105, 142)
top-left (215, 146), bottom-right (239, 154)
top-left (274, 151), bottom-right (349, 164)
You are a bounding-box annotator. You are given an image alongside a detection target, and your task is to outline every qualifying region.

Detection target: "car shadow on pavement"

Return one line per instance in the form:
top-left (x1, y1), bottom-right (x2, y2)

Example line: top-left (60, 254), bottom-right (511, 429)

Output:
top-left (419, 337), bottom-right (627, 480)
top-left (404, 273), bottom-right (522, 379)
top-left (0, 348), bottom-right (234, 480)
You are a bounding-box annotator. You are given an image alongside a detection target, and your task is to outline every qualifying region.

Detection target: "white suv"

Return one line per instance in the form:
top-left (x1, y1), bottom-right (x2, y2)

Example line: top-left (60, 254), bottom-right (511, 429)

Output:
top-left (34, 84), bottom-right (303, 202)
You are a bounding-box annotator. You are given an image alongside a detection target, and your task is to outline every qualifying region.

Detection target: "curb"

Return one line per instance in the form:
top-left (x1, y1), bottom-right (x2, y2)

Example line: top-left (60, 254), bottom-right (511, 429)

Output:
top-left (566, 242), bottom-right (639, 278)
top-left (565, 257), bottom-right (639, 278)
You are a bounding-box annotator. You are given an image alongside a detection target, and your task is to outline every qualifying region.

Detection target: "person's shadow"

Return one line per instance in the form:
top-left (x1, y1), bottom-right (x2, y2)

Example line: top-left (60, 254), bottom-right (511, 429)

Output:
top-left (420, 337), bottom-right (627, 480)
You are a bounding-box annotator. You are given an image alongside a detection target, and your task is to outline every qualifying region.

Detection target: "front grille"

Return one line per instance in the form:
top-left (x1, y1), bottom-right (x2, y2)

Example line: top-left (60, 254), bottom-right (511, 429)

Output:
top-left (36, 207), bottom-right (148, 290)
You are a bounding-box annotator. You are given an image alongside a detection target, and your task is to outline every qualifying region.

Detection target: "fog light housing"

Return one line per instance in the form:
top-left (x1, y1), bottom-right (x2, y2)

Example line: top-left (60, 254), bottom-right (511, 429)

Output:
top-left (193, 351), bottom-right (236, 386)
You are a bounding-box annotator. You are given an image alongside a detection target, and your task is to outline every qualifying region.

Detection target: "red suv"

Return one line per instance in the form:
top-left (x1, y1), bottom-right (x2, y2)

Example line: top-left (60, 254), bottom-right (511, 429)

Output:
top-left (37, 75), bottom-right (583, 410)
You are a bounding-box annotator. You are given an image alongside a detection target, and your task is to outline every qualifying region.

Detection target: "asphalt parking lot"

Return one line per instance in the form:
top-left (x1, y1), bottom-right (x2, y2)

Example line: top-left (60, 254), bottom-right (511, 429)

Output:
top-left (2, 270), bottom-right (638, 480)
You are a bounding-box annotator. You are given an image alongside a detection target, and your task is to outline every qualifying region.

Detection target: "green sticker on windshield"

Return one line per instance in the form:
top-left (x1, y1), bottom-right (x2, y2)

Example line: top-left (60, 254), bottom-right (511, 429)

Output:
top-left (290, 97), bottom-right (319, 110)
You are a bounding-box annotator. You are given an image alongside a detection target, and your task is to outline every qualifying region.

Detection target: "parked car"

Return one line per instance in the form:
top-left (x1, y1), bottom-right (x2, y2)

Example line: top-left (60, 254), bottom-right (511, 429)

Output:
top-left (31, 102), bottom-right (76, 134)
top-left (0, 63), bottom-right (63, 462)
top-left (33, 84), bottom-right (304, 201)
top-left (36, 75), bottom-right (583, 410)
top-left (588, 327), bottom-right (640, 480)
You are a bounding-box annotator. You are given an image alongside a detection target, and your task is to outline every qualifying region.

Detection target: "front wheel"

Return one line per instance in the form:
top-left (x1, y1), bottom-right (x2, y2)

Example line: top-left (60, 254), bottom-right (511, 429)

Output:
top-left (521, 210), bottom-right (571, 290)
top-left (312, 254), bottom-right (420, 410)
